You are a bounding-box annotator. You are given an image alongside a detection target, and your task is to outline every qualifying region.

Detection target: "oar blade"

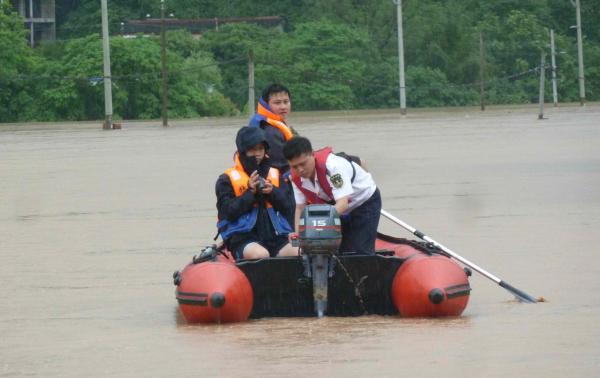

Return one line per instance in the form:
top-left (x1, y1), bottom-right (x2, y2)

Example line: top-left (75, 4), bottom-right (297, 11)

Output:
top-left (499, 281), bottom-right (538, 303)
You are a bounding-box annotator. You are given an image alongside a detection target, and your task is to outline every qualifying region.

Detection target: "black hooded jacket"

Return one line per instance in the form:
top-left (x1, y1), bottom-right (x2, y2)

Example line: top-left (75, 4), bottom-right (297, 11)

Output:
top-left (259, 121), bottom-right (289, 172)
top-left (215, 127), bottom-right (292, 248)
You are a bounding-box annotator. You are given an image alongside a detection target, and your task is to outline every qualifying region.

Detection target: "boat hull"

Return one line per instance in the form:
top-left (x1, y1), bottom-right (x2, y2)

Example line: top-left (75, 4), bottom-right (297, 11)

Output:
top-left (175, 260), bottom-right (253, 324)
top-left (391, 255), bottom-right (470, 317)
top-left (377, 235), bottom-right (470, 317)
top-left (174, 235), bottom-right (470, 323)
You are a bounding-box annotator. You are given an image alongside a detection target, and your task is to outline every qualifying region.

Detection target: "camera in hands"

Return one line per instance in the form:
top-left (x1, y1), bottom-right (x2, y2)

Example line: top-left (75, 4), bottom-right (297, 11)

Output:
top-left (257, 177), bottom-right (266, 191)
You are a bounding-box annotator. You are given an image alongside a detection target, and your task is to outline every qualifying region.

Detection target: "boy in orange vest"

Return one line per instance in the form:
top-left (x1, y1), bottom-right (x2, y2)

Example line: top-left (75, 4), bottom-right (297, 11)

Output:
top-left (216, 127), bottom-right (298, 260)
top-left (248, 83), bottom-right (295, 173)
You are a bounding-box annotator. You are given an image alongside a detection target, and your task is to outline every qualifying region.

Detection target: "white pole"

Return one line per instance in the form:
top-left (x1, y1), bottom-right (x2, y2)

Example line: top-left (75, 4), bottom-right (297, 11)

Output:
top-left (160, 0), bottom-right (169, 127)
top-left (394, 0), bottom-right (406, 115)
top-left (575, 0), bottom-right (585, 105)
top-left (101, 0), bottom-right (113, 129)
top-left (479, 32), bottom-right (485, 111)
top-left (550, 29), bottom-right (558, 106)
top-left (248, 49), bottom-right (255, 115)
top-left (29, 0), bottom-right (33, 47)
top-left (538, 53), bottom-right (546, 120)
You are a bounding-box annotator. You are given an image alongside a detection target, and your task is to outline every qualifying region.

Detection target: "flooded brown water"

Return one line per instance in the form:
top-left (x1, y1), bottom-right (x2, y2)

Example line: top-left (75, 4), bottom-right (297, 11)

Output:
top-left (2, 104), bottom-right (599, 377)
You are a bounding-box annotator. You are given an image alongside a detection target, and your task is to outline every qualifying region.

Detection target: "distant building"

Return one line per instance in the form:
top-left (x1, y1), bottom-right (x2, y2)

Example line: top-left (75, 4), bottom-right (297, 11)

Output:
top-left (125, 16), bottom-right (284, 37)
top-left (10, 0), bottom-right (56, 46)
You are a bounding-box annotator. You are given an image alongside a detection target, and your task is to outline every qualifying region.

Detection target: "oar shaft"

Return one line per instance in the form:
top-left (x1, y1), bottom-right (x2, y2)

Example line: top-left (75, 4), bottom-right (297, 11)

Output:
top-left (381, 209), bottom-right (538, 303)
top-left (380, 210), bottom-right (502, 283)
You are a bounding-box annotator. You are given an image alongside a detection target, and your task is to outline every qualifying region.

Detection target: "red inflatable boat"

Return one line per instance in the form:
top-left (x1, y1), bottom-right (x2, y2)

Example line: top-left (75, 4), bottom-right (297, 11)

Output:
top-left (173, 232), bottom-right (471, 324)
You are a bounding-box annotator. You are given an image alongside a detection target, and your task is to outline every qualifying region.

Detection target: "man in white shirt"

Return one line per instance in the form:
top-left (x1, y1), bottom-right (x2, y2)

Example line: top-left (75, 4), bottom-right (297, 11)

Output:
top-left (283, 136), bottom-right (382, 254)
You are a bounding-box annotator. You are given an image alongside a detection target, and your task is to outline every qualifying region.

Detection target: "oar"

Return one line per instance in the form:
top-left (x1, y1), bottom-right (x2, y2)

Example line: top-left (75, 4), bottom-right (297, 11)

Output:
top-left (380, 209), bottom-right (538, 303)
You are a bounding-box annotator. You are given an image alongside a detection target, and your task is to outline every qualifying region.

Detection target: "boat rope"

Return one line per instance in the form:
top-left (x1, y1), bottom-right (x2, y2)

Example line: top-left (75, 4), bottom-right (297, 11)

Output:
top-left (192, 243), bottom-right (230, 264)
top-left (331, 254), bottom-right (368, 315)
top-left (216, 243), bottom-right (232, 260)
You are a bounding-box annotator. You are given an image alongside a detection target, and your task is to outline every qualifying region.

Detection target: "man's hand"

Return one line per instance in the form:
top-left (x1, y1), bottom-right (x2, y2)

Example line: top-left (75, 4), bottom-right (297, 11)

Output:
top-left (334, 196), bottom-right (350, 216)
top-left (288, 232), bottom-right (299, 247)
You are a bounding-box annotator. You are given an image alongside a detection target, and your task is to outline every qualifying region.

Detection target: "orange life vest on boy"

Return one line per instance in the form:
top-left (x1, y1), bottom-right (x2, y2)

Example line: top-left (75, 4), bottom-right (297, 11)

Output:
top-left (249, 98), bottom-right (293, 141)
top-left (224, 154), bottom-right (280, 196)
top-left (217, 154), bottom-right (292, 239)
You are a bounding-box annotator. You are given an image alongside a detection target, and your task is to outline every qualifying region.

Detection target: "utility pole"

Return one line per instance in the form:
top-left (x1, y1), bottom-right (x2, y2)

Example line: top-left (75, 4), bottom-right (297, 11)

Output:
top-left (394, 0), bottom-right (406, 115)
top-left (479, 32), bottom-right (485, 111)
top-left (248, 49), bottom-right (255, 115)
top-left (160, 0), bottom-right (169, 127)
top-left (550, 29), bottom-right (558, 106)
top-left (538, 53), bottom-right (546, 120)
top-left (100, 0), bottom-right (113, 130)
top-left (29, 0), bottom-right (33, 47)
top-left (574, 0), bottom-right (585, 105)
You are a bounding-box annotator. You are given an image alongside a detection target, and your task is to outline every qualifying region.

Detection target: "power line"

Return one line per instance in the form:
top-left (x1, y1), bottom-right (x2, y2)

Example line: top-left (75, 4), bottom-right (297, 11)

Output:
top-left (0, 56), bottom-right (246, 82)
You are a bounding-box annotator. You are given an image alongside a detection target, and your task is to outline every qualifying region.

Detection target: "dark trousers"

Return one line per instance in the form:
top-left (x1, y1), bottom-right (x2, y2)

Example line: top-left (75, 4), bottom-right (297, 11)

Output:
top-left (339, 188), bottom-right (382, 255)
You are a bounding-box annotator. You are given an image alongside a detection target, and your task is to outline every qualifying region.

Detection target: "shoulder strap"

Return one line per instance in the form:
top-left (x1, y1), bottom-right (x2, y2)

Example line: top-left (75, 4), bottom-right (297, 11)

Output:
top-left (290, 149), bottom-right (332, 205)
top-left (330, 152), bottom-right (357, 183)
top-left (314, 147), bottom-right (335, 197)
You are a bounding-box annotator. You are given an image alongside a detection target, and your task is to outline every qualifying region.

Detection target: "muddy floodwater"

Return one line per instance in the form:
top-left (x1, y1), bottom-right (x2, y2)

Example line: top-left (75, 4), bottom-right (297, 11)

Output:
top-left (2, 104), bottom-right (600, 377)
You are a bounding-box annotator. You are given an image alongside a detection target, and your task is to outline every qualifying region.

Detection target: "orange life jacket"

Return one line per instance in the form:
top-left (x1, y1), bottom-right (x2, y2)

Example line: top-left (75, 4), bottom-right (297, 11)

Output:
top-left (217, 154), bottom-right (292, 240)
top-left (224, 153), bottom-right (280, 198)
top-left (252, 99), bottom-right (294, 141)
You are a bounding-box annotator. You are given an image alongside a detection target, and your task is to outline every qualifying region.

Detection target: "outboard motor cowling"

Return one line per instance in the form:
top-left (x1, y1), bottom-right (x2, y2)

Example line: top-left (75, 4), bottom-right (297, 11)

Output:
top-left (298, 204), bottom-right (342, 254)
top-left (298, 204), bottom-right (342, 317)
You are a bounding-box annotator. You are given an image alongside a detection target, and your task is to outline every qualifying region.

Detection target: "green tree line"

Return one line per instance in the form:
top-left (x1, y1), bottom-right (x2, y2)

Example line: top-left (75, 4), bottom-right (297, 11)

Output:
top-left (1, 0), bottom-right (599, 122)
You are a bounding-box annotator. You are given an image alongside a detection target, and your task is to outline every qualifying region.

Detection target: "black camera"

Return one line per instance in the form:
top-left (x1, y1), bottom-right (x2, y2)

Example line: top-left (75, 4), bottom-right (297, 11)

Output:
top-left (257, 177), bottom-right (266, 191)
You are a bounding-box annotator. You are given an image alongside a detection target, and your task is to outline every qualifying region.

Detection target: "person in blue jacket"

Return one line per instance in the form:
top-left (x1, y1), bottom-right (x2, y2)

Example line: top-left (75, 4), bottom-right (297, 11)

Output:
top-left (216, 127), bottom-right (298, 260)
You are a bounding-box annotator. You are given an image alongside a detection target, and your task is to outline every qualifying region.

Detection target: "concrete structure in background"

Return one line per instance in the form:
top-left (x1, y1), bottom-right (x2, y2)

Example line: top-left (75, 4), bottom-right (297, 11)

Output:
top-left (10, 0), bottom-right (55, 46)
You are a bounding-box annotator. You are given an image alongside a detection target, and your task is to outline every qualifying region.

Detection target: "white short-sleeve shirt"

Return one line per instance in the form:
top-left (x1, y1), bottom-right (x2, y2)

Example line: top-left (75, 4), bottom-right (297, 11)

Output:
top-left (292, 153), bottom-right (377, 214)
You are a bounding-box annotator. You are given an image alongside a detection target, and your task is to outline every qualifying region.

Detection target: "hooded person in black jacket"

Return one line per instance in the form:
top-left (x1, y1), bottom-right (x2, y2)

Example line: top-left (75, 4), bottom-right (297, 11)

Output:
top-left (215, 127), bottom-right (298, 260)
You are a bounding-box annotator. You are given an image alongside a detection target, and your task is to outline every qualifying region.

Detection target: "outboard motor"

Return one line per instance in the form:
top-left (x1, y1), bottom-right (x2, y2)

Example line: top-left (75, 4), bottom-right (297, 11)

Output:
top-left (297, 204), bottom-right (342, 317)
